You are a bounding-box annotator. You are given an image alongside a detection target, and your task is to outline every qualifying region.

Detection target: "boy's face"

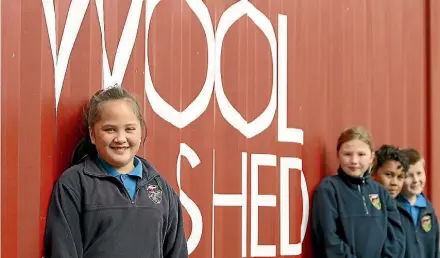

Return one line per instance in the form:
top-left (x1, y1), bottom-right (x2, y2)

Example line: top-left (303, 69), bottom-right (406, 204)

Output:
top-left (402, 160), bottom-right (426, 197)
top-left (374, 160), bottom-right (405, 198)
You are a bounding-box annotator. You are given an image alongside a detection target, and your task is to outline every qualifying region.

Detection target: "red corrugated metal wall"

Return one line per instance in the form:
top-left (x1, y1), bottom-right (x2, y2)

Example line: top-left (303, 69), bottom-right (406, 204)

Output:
top-left (0, 0), bottom-right (438, 257)
top-left (429, 0), bottom-right (440, 212)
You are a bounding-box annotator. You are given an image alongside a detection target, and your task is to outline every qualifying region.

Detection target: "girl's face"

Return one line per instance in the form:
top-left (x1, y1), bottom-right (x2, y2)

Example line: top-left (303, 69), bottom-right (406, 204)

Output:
top-left (338, 139), bottom-right (374, 177)
top-left (90, 100), bottom-right (142, 173)
top-left (402, 160), bottom-right (426, 198)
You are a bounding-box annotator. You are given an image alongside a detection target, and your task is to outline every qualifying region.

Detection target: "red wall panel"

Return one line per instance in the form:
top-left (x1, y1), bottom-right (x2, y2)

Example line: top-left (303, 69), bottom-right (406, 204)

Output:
top-left (429, 0), bottom-right (440, 211)
top-left (0, 0), bottom-right (436, 257)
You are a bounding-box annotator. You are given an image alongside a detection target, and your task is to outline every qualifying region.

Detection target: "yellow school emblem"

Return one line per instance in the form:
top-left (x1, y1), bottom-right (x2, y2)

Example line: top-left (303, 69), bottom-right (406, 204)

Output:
top-left (422, 215), bottom-right (432, 232)
top-left (369, 194), bottom-right (381, 210)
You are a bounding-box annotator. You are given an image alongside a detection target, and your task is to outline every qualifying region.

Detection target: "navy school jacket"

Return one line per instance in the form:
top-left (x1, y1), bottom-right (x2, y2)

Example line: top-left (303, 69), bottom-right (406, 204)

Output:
top-left (396, 194), bottom-right (439, 258)
top-left (311, 168), bottom-right (406, 258)
top-left (44, 156), bottom-right (188, 258)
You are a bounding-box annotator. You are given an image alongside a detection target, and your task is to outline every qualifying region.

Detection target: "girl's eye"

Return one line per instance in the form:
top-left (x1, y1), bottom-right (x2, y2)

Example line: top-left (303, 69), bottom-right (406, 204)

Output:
top-left (104, 128), bottom-right (115, 132)
top-left (126, 127), bottom-right (135, 131)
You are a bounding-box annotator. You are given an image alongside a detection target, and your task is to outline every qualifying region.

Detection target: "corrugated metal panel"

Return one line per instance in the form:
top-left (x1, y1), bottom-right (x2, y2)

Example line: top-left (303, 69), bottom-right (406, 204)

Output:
top-left (429, 0), bottom-right (440, 210)
top-left (0, 0), bottom-right (435, 257)
top-left (0, 1), bottom-right (2, 258)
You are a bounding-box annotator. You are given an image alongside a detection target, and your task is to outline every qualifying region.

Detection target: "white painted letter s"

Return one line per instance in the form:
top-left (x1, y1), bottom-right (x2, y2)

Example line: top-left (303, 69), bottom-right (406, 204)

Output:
top-left (176, 143), bottom-right (203, 254)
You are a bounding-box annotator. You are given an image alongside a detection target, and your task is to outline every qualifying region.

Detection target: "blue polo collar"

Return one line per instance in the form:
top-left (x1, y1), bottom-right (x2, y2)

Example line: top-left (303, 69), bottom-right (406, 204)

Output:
top-left (399, 194), bottom-right (427, 208)
top-left (97, 155), bottom-right (143, 178)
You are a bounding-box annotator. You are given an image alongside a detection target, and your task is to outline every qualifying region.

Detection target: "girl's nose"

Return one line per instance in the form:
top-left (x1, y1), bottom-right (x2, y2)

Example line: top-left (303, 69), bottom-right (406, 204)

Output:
top-left (114, 133), bottom-right (127, 143)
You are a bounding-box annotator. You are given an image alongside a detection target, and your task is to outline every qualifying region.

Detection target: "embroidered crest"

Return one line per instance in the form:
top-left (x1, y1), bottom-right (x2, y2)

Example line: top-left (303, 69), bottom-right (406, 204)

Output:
top-left (422, 215), bottom-right (432, 232)
top-left (147, 185), bottom-right (162, 204)
top-left (369, 194), bottom-right (381, 210)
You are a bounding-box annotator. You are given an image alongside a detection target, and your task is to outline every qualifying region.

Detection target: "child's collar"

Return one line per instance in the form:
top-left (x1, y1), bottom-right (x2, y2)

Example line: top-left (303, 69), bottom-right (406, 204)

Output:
top-left (97, 155), bottom-right (143, 178)
top-left (337, 167), bottom-right (371, 186)
top-left (398, 194), bottom-right (427, 208)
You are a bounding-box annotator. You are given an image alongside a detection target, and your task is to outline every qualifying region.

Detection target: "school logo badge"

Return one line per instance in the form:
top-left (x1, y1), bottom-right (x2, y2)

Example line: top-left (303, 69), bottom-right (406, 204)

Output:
top-left (369, 194), bottom-right (381, 210)
top-left (422, 215), bottom-right (432, 232)
top-left (147, 185), bottom-right (162, 204)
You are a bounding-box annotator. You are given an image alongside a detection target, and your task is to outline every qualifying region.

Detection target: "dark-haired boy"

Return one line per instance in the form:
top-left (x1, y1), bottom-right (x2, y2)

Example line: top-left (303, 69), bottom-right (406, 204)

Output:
top-left (372, 145), bottom-right (409, 198)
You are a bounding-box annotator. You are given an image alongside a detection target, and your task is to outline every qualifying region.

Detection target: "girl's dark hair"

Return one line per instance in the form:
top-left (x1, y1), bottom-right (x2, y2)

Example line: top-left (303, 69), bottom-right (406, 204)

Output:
top-left (372, 144), bottom-right (410, 174)
top-left (70, 85), bottom-right (147, 165)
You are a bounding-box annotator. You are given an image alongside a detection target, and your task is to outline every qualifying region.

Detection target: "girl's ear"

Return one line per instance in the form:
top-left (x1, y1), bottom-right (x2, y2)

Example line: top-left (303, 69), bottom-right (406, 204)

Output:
top-left (89, 126), bottom-right (96, 144)
top-left (370, 151), bottom-right (375, 165)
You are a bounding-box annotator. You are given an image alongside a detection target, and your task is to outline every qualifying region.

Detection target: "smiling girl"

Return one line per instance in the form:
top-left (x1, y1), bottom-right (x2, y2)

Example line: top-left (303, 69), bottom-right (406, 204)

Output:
top-left (44, 86), bottom-right (188, 258)
top-left (311, 126), bottom-right (405, 258)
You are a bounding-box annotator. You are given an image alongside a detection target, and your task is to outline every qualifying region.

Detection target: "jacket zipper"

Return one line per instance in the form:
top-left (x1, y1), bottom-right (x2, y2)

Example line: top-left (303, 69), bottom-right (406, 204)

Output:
top-left (115, 177), bottom-right (135, 203)
top-left (109, 174), bottom-right (160, 204)
top-left (402, 207), bottom-right (421, 245)
top-left (358, 184), bottom-right (369, 215)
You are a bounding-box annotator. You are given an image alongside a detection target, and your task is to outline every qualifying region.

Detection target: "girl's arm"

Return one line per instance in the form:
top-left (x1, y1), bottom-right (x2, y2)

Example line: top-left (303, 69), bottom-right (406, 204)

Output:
top-left (163, 190), bottom-right (188, 258)
top-left (44, 181), bottom-right (83, 258)
top-left (312, 184), bottom-right (358, 258)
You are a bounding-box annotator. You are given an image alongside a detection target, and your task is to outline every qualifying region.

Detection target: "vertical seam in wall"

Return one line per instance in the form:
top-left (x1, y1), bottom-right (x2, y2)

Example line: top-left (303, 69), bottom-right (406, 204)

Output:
top-left (425, 0), bottom-right (432, 198)
top-left (0, 1), bottom-right (4, 258)
top-left (0, 0), bottom-right (3, 256)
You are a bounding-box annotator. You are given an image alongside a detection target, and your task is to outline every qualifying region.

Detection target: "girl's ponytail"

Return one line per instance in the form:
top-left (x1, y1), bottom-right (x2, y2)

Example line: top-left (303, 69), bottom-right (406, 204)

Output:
top-left (69, 90), bottom-right (103, 166)
top-left (70, 133), bottom-right (97, 165)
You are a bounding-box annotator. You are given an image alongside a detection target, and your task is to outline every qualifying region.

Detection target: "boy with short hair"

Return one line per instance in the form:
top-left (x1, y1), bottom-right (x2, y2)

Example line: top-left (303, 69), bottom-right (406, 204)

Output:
top-left (397, 148), bottom-right (439, 258)
top-left (372, 144), bottom-right (410, 198)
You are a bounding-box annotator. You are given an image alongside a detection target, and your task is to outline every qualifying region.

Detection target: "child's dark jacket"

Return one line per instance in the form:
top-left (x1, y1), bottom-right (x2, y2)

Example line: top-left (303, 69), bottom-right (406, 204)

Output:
top-left (312, 168), bottom-right (405, 258)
